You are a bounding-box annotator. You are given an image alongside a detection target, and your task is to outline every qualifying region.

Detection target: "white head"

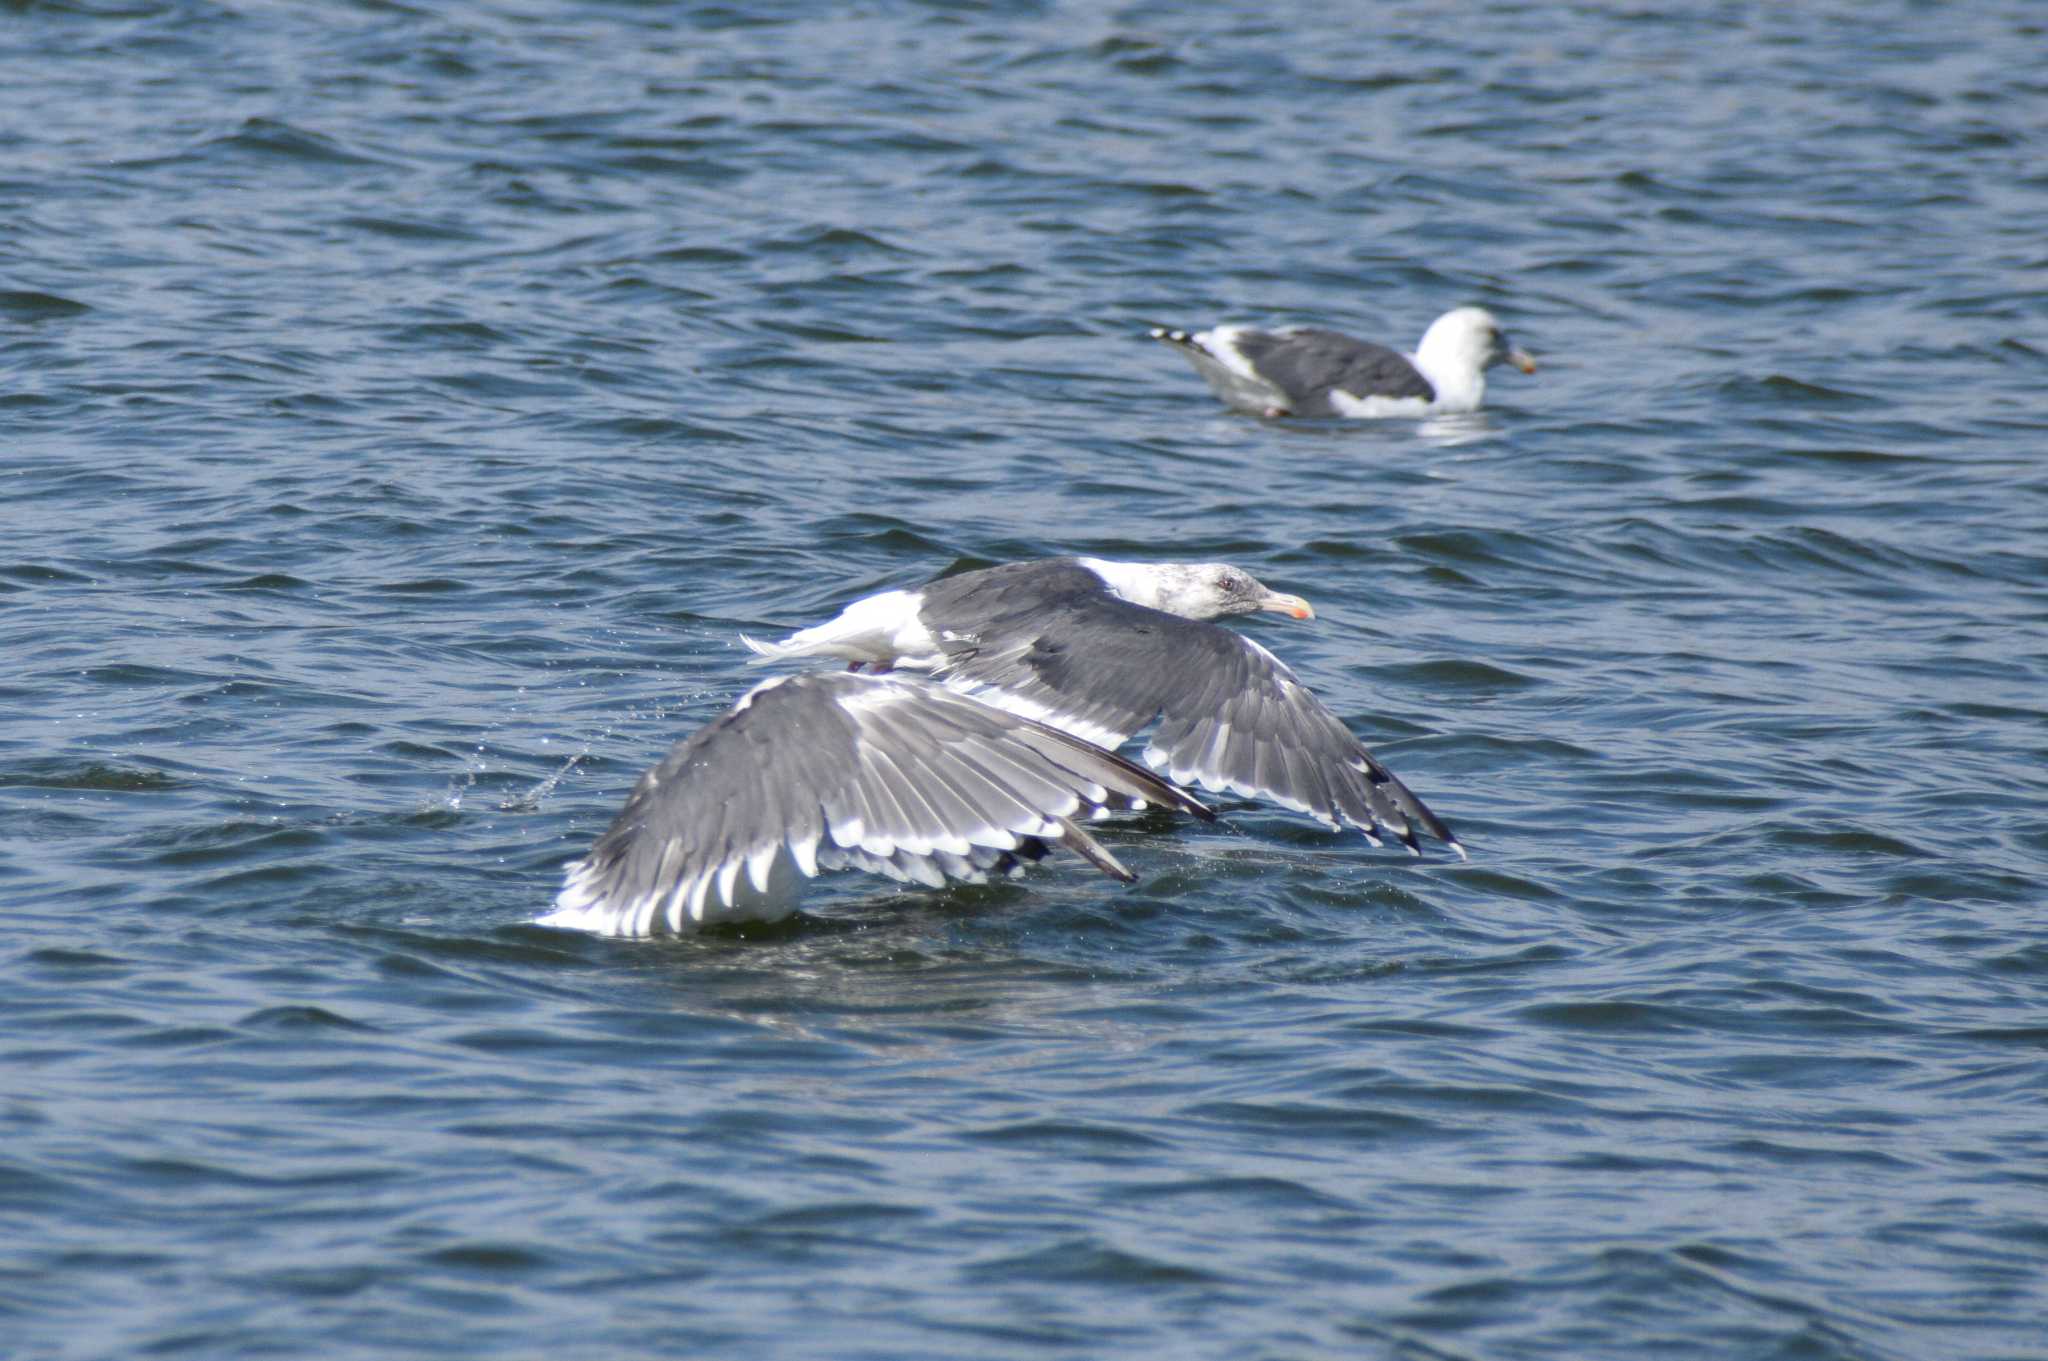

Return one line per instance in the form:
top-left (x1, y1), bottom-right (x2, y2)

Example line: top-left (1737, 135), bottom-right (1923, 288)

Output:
top-left (1078, 558), bottom-right (1314, 621)
top-left (1412, 307), bottom-right (1536, 412)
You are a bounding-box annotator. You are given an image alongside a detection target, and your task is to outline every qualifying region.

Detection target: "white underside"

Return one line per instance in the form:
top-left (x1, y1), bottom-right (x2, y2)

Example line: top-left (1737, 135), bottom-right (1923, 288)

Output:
top-left (1327, 390), bottom-right (1435, 419)
top-left (741, 588), bottom-right (943, 668)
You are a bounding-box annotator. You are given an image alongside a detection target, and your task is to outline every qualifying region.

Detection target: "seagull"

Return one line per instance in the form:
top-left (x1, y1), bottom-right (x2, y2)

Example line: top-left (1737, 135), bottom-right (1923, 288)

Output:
top-left (545, 558), bottom-right (1463, 937)
top-left (1150, 306), bottom-right (1536, 418)
top-left (542, 670), bottom-right (1214, 937)
top-left (743, 557), bottom-right (1463, 859)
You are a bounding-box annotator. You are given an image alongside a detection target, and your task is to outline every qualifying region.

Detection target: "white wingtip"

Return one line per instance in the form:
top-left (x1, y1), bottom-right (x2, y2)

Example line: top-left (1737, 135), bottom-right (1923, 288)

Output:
top-left (539, 865), bottom-right (640, 935)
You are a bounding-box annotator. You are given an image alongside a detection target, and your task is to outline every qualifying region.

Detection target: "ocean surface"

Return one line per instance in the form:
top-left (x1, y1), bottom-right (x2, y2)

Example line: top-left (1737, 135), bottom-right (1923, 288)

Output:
top-left (5, 2), bottom-right (2046, 1358)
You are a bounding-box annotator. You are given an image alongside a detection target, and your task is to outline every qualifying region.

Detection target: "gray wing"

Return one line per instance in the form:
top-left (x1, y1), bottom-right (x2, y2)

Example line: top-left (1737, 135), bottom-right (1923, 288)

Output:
top-left (1231, 328), bottom-right (1435, 414)
top-left (934, 595), bottom-right (1462, 857)
top-left (1152, 328), bottom-right (1296, 415)
top-left (546, 671), bottom-right (1213, 937)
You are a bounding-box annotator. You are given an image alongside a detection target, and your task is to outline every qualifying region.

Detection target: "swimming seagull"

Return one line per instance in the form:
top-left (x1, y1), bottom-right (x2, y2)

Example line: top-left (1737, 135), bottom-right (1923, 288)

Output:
top-left (743, 557), bottom-right (1464, 860)
top-left (1150, 306), bottom-right (1536, 418)
top-left (543, 670), bottom-right (1214, 937)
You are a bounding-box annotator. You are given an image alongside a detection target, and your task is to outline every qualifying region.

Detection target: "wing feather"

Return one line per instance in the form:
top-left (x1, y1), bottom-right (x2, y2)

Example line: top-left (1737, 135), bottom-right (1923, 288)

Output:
top-left (544, 671), bottom-right (1211, 937)
top-left (934, 595), bottom-right (1456, 852)
top-left (1229, 328), bottom-right (1435, 413)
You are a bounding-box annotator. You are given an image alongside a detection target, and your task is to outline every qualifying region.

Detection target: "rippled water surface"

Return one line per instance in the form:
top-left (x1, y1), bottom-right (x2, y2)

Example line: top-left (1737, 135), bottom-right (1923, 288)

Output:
top-left (6, 2), bottom-right (2047, 1358)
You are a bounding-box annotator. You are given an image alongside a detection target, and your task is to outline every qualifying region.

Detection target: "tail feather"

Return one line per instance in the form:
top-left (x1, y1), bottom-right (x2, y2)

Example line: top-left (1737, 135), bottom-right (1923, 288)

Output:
top-left (739, 632), bottom-right (796, 665)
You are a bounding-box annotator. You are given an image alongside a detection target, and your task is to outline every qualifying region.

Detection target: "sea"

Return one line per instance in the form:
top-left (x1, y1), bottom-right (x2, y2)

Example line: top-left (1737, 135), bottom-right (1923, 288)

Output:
top-left (4, 2), bottom-right (2045, 1358)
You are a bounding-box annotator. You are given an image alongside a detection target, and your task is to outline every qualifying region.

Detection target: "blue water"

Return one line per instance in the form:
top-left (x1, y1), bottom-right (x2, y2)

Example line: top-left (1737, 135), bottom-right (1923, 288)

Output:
top-left (5, 3), bottom-right (2046, 1358)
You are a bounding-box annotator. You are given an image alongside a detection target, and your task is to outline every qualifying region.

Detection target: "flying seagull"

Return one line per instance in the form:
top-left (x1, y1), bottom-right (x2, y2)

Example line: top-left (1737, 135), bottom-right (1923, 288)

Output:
top-left (1150, 306), bottom-right (1535, 418)
top-left (543, 670), bottom-right (1214, 937)
top-left (743, 557), bottom-right (1463, 860)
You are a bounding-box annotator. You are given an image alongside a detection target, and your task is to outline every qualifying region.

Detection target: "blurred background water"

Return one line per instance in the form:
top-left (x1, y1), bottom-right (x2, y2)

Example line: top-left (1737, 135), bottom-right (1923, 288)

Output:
top-left (3, 2), bottom-right (2045, 1358)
